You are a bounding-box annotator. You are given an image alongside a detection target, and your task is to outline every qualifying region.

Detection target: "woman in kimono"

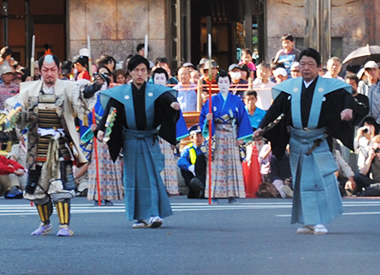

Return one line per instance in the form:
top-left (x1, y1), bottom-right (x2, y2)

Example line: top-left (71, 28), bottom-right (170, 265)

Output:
top-left (200, 70), bottom-right (253, 204)
top-left (152, 68), bottom-right (189, 196)
top-left (80, 72), bottom-right (123, 206)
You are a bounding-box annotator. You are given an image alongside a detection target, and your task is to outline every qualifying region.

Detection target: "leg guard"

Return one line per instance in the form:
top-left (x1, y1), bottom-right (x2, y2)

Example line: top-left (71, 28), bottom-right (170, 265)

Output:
top-left (54, 199), bottom-right (71, 225)
top-left (35, 200), bottom-right (53, 225)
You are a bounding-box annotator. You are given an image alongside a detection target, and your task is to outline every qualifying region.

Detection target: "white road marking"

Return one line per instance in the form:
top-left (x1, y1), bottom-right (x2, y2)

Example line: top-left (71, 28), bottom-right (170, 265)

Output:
top-left (0, 200), bottom-right (380, 216)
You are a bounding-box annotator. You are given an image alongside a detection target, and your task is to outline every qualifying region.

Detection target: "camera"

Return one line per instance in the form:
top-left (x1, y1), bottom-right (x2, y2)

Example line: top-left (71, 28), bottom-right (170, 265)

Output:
top-left (362, 126), bottom-right (370, 133)
top-left (374, 148), bottom-right (380, 154)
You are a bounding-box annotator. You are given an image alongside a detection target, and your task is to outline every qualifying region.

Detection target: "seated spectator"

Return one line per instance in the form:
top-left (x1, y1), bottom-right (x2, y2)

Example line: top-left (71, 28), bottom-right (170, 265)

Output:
top-left (0, 154), bottom-right (24, 199)
top-left (334, 150), bottom-right (355, 197)
top-left (178, 125), bottom-right (206, 198)
top-left (174, 67), bottom-right (197, 112)
top-left (228, 63), bottom-right (248, 99)
top-left (271, 146), bottom-right (293, 198)
top-left (259, 142), bottom-right (272, 183)
top-left (273, 67), bottom-right (288, 84)
top-left (290, 62), bottom-right (301, 78)
top-left (244, 90), bottom-right (266, 130)
top-left (353, 135), bottom-right (380, 195)
top-left (7, 129), bottom-right (27, 191)
top-left (354, 116), bottom-right (379, 169)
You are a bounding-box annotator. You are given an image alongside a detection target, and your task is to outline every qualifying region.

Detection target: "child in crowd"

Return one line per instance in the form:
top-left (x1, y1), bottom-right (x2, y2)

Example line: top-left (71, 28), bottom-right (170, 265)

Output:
top-left (273, 33), bottom-right (300, 77)
top-left (238, 48), bottom-right (256, 79)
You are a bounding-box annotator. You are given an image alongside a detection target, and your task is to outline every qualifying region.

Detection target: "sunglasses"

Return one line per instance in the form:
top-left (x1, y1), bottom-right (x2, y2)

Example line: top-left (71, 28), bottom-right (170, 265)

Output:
top-left (374, 148), bottom-right (380, 153)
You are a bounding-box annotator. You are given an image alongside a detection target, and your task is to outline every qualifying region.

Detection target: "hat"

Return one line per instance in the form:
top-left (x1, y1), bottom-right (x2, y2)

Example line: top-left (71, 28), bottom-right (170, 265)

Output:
top-left (199, 58), bottom-right (208, 66)
top-left (0, 65), bottom-right (13, 75)
top-left (290, 62), bottom-right (300, 71)
top-left (228, 64), bottom-right (241, 72)
top-left (203, 60), bottom-right (218, 70)
top-left (357, 68), bottom-right (365, 80)
top-left (188, 124), bottom-right (201, 136)
top-left (79, 48), bottom-right (89, 57)
top-left (182, 62), bottom-right (196, 70)
top-left (273, 67), bottom-right (287, 77)
top-left (364, 61), bottom-right (379, 69)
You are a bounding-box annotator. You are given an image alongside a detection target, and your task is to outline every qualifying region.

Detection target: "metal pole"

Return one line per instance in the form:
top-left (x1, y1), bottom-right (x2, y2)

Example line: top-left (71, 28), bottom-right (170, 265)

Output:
top-left (3, 0), bottom-right (8, 46)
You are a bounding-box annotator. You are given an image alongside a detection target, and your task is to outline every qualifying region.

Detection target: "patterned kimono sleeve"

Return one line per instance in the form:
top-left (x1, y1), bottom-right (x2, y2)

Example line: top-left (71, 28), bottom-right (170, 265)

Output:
top-left (70, 79), bottom-right (99, 122)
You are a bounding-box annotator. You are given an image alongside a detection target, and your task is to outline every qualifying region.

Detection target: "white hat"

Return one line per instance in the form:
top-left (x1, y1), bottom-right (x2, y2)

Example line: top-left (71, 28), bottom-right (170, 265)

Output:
top-left (290, 62), bottom-right (300, 71)
top-left (364, 60), bottom-right (379, 69)
top-left (79, 48), bottom-right (89, 57)
top-left (0, 64), bottom-right (13, 75)
top-left (273, 67), bottom-right (287, 77)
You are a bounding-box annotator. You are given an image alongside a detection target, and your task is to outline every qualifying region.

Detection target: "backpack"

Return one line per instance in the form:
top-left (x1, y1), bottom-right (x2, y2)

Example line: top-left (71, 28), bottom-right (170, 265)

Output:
top-left (256, 182), bottom-right (281, 198)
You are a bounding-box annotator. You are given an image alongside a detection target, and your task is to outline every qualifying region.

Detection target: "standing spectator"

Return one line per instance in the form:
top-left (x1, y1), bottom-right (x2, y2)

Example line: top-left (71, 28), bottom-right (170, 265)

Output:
top-left (273, 33), bottom-right (301, 77)
top-left (345, 72), bottom-right (369, 127)
top-left (73, 56), bottom-right (90, 81)
top-left (228, 63), bottom-right (248, 99)
top-left (323, 57), bottom-right (344, 81)
top-left (136, 44), bottom-right (155, 68)
top-left (178, 125), bottom-right (206, 199)
top-left (113, 69), bottom-right (127, 85)
top-left (190, 70), bottom-right (200, 84)
top-left (290, 62), bottom-right (301, 78)
top-left (96, 54), bottom-right (116, 73)
top-left (273, 67), bottom-right (288, 84)
top-left (238, 48), bottom-right (256, 78)
top-left (252, 63), bottom-right (275, 111)
top-left (153, 57), bottom-right (178, 85)
top-left (244, 90), bottom-right (266, 130)
top-left (0, 65), bottom-right (19, 110)
top-left (202, 60), bottom-right (218, 85)
top-left (200, 70), bottom-right (253, 204)
top-left (357, 61), bottom-right (380, 123)
top-left (174, 67), bottom-right (197, 112)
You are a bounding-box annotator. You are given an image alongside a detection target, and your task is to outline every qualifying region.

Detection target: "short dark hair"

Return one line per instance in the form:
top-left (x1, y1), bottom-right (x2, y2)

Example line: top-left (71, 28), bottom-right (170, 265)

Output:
top-left (282, 33), bottom-right (295, 42)
top-left (241, 48), bottom-right (252, 56)
top-left (244, 90), bottom-right (257, 98)
top-left (127, 54), bottom-right (150, 72)
top-left (74, 56), bottom-right (89, 68)
top-left (96, 54), bottom-right (116, 71)
top-left (298, 48), bottom-right (321, 67)
top-left (216, 70), bottom-right (231, 83)
top-left (137, 43), bottom-right (149, 53)
top-left (345, 72), bottom-right (359, 85)
top-left (155, 57), bottom-right (169, 66)
top-left (38, 54), bottom-right (60, 70)
top-left (152, 67), bottom-right (169, 81)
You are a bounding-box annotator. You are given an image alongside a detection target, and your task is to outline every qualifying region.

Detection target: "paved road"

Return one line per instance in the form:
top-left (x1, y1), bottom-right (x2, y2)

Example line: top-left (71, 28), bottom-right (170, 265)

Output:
top-left (1, 196), bottom-right (380, 275)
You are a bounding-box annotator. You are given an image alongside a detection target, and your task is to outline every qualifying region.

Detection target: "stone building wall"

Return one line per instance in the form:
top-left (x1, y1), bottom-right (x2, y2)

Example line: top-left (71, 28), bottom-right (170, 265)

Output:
top-left (266, 0), bottom-right (366, 64)
top-left (68, 0), bottom-right (167, 65)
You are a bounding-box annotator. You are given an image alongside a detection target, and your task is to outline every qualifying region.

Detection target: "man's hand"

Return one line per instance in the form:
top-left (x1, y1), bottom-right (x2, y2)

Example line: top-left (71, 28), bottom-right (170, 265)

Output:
top-left (340, 109), bottom-right (353, 121)
top-left (97, 130), bottom-right (104, 142)
top-left (171, 102), bottom-right (180, 111)
top-left (253, 128), bottom-right (264, 140)
top-left (206, 113), bottom-right (213, 121)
